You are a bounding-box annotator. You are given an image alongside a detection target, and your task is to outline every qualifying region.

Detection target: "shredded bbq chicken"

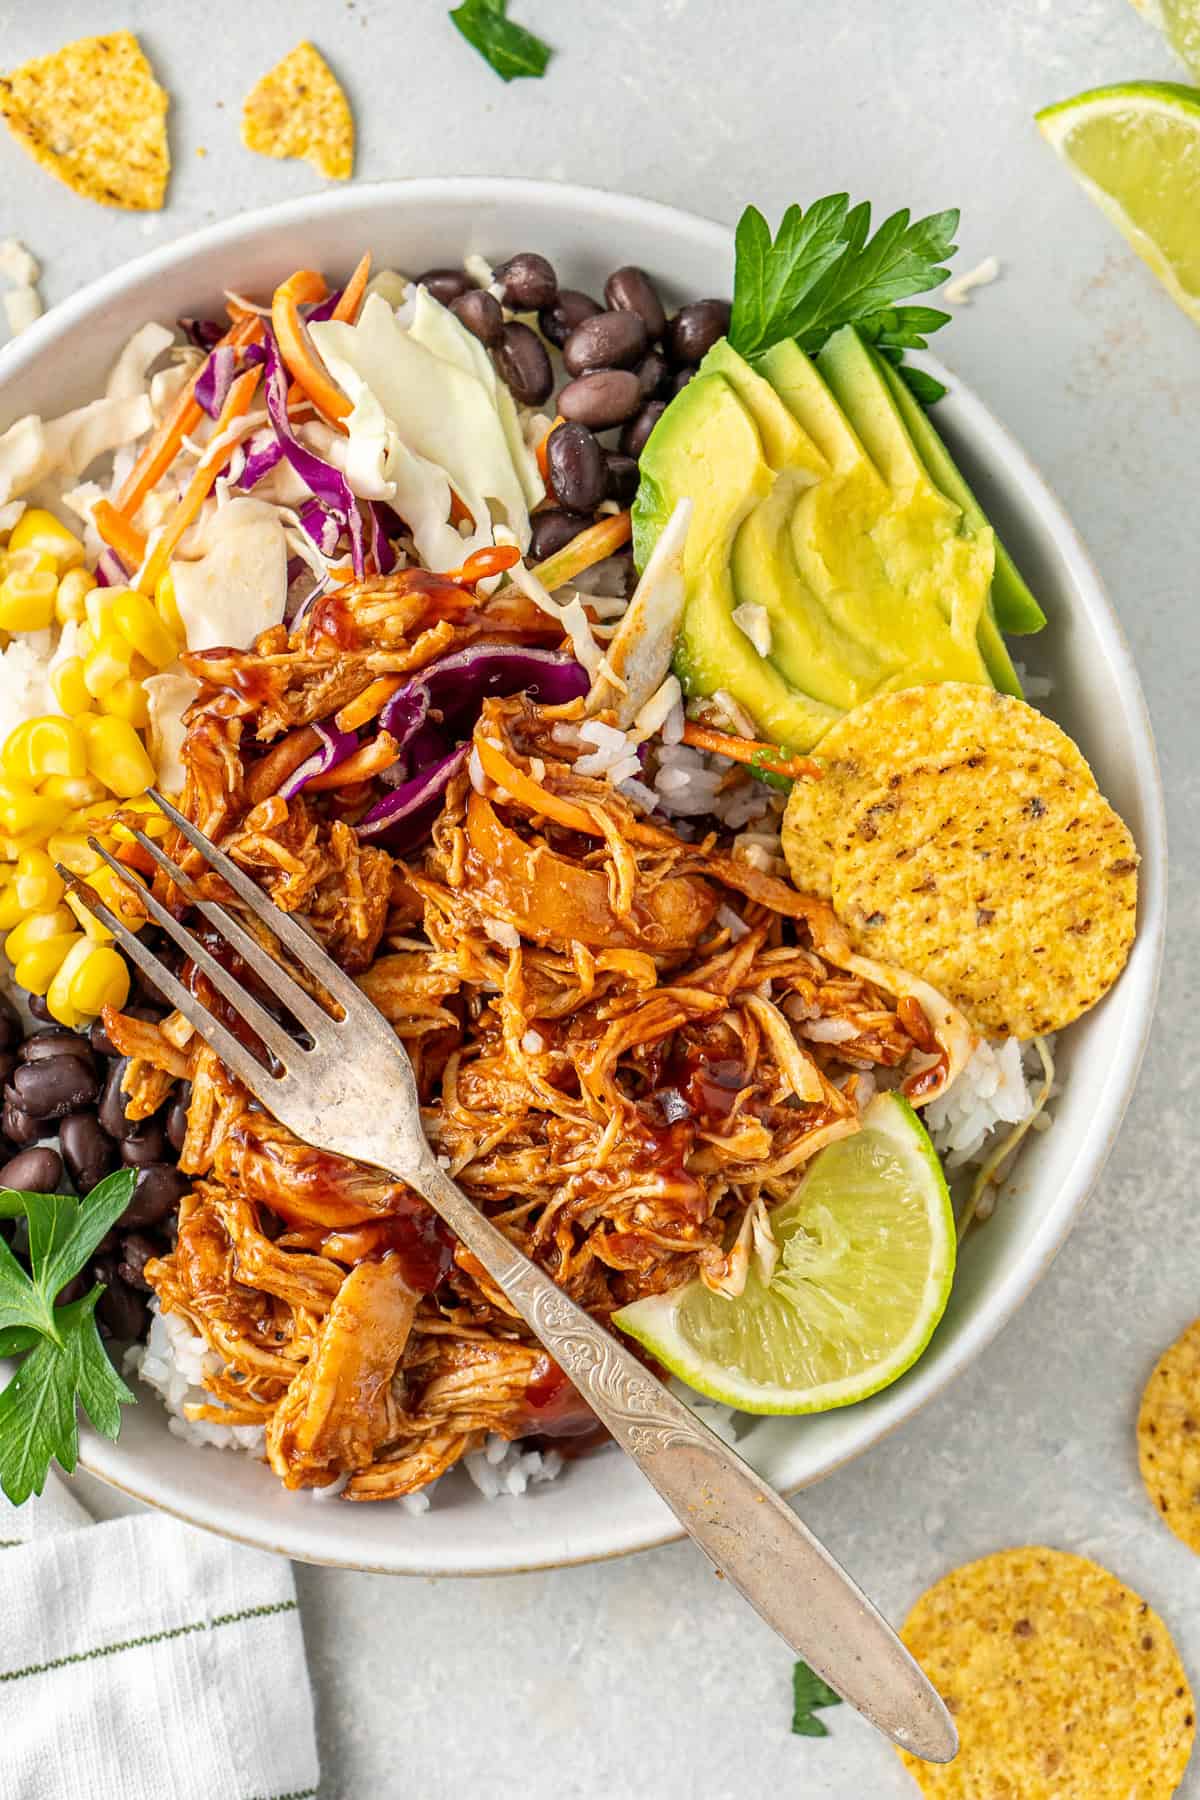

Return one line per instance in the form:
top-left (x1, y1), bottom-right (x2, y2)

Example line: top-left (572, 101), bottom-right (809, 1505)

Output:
top-left (114, 567), bottom-right (970, 1501)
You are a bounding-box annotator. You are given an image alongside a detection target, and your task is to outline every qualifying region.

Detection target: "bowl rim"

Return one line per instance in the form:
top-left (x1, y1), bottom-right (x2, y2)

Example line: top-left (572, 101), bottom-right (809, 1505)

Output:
top-left (3, 176), bottom-right (1166, 1573)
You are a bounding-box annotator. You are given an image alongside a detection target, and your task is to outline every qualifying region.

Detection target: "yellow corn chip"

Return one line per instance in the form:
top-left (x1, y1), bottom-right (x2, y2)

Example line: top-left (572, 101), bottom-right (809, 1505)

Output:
top-left (831, 748), bottom-right (1138, 1038)
top-left (242, 42), bottom-right (353, 181)
top-left (0, 32), bottom-right (169, 211)
top-left (899, 1547), bottom-right (1195, 1798)
top-left (1139, 1318), bottom-right (1200, 1554)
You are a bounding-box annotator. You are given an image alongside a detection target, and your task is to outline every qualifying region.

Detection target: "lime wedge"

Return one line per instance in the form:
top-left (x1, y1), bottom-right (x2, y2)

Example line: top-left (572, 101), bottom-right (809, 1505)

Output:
top-left (1037, 82), bottom-right (1200, 323)
top-left (1128, 0), bottom-right (1200, 81)
top-left (613, 1092), bottom-right (955, 1415)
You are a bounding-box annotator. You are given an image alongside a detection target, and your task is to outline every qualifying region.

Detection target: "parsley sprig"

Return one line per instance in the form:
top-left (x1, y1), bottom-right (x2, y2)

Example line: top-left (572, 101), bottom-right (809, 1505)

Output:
top-left (449, 0), bottom-right (553, 82)
top-left (0, 1170), bottom-right (137, 1505)
top-left (791, 1657), bottom-right (844, 1737)
top-left (728, 196), bottom-right (959, 401)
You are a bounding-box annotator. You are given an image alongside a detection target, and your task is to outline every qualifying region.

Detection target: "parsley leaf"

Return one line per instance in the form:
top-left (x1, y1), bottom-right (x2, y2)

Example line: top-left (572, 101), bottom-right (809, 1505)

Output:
top-left (728, 197), bottom-right (959, 387)
top-left (449, 0), bottom-right (553, 82)
top-left (791, 1659), bottom-right (843, 1738)
top-left (0, 1171), bottom-right (137, 1504)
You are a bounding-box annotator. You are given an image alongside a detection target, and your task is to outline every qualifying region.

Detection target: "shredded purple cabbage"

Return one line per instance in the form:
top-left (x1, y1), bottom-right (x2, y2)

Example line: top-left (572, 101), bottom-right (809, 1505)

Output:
top-left (179, 317), bottom-right (224, 351)
top-left (356, 747), bottom-right (469, 852)
top-left (297, 499), bottom-right (342, 559)
top-left (261, 328), bottom-right (364, 577)
top-left (366, 501), bottom-right (398, 575)
top-left (239, 429), bottom-right (285, 490)
top-left (195, 345), bottom-right (237, 420)
top-left (95, 548), bottom-right (130, 588)
top-left (379, 644), bottom-right (588, 747)
top-left (276, 721), bottom-right (360, 801)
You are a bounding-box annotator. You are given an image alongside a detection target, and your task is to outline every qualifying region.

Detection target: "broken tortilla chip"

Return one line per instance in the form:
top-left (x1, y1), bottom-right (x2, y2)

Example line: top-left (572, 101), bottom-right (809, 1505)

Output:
top-left (1139, 1318), bottom-right (1200, 1555)
top-left (0, 31), bottom-right (169, 211)
top-left (899, 1547), bottom-right (1195, 1798)
top-left (242, 42), bottom-right (353, 181)
top-left (830, 748), bottom-right (1137, 1038)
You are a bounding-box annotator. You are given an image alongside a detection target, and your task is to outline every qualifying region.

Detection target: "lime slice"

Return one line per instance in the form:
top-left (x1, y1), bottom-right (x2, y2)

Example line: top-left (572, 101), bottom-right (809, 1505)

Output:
top-left (1037, 82), bottom-right (1200, 323)
top-left (1128, 0), bottom-right (1200, 81)
top-left (614, 1092), bottom-right (955, 1415)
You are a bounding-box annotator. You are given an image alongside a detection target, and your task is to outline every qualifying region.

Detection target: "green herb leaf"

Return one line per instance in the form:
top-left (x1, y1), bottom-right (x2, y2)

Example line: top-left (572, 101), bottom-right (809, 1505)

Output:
top-left (449, 0), bottom-right (552, 82)
top-left (791, 1659), bottom-right (843, 1738)
top-left (0, 1172), bottom-right (138, 1504)
top-left (729, 196), bottom-right (958, 368)
top-left (896, 364), bottom-right (948, 406)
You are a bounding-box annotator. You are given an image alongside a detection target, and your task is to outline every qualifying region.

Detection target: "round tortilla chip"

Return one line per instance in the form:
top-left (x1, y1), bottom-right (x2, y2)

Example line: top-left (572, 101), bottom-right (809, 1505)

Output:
top-left (899, 1547), bottom-right (1195, 1798)
top-left (783, 683), bottom-right (1095, 900)
top-left (1139, 1318), bottom-right (1200, 1554)
top-left (0, 31), bottom-right (169, 211)
top-left (831, 748), bottom-right (1137, 1037)
top-left (241, 42), bottom-right (354, 181)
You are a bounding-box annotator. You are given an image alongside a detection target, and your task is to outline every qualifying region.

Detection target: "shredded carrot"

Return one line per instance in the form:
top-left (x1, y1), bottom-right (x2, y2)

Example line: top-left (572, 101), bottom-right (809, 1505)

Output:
top-left (330, 252), bottom-right (371, 324)
top-left (244, 726), bottom-right (321, 805)
top-left (474, 733), bottom-right (666, 847)
top-left (448, 488), bottom-right (473, 527)
top-left (531, 510), bottom-right (632, 592)
top-left (535, 415), bottom-right (564, 483)
top-left (680, 721), bottom-right (820, 781)
top-left (447, 544), bottom-right (521, 586)
top-left (92, 499), bottom-right (147, 573)
top-left (113, 313), bottom-right (262, 519)
top-left (303, 733), bottom-right (401, 792)
top-left (335, 676), bottom-right (404, 733)
top-left (271, 268), bottom-right (351, 427)
top-left (136, 367), bottom-right (262, 594)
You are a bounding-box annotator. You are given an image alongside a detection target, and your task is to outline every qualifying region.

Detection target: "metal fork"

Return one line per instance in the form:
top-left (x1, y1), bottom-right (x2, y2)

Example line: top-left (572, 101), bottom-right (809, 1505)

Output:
top-left (63, 790), bottom-right (956, 1766)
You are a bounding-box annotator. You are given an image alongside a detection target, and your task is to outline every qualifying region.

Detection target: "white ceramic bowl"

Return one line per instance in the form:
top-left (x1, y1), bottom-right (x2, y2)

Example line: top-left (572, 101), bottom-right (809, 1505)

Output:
top-left (1, 179), bottom-right (1164, 1574)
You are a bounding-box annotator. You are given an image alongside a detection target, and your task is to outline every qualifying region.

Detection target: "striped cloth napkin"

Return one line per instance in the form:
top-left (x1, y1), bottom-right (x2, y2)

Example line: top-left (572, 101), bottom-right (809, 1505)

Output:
top-left (0, 1475), bottom-right (320, 1800)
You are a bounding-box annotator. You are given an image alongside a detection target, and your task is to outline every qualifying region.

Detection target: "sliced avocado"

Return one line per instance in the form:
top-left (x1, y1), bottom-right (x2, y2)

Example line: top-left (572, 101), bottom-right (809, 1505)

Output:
top-left (757, 337), bottom-right (873, 476)
top-left (815, 327), bottom-right (1023, 698)
top-left (871, 350), bottom-right (1046, 635)
top-left (699, 339), bottom-right (827, 479)
top-left (636, 371), bottom-right (839, 749)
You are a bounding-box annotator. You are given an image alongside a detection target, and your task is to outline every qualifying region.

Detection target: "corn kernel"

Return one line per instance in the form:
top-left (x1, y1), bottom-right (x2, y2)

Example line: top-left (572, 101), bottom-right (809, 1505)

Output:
top-left (41, 772), bottom-right (107, 808)
top-left (155, 570), bottom-right (184, 640)
top-left (15, 931), bottom-right (82, 998)
top-left (0, 881), bottom-right (24, 929)
top-left (55, 566), bottom-right (96, 626)
top-left (109, 795), bottom-right (170, 842)
top-left (0, 830), bottom-right (45, 861)
top-left (14, 848), bottom-right (65, 913)
top-left (76, 623), bottom-right (96, 659)
top-left (80, 716), bottom-right (155, 799)
top-left (67, 862), bottom-right (147, 942)
top-left (113, 588), bottom-right (176, 669)
top-left (63, 941), bottom-right (130, 1017)
top-left (5, 548), bottom-right (55, 579)
top-left (3, 714), bottom-right (88, 785)
top-left (9, 508), bottom-right (85, 573)
top-left (46, 830), bottom-right (103, 876)
top-left (83, 633), bottom-right (134, 698)
top-left (99, 678), bottom-right (150, 728)
top-left (5, 904), bottom-right (78, 962)
top-left (50, 657), bottom-right (92, 717)
top-left (0, 779), bottom-right (68, 837)
top-left (85, 588), bottom-right (120, 638)
top-left (0, 564), bottom-right (56, 631)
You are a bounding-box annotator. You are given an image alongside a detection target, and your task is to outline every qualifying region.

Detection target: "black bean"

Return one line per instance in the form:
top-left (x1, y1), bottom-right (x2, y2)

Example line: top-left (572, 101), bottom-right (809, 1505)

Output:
top-left (1, 1101), bottom-right (39, 1149)
top-left (528, 510), bottom-right (592, 563)
top-left (21, 1027), bottom-right (95, 1067)
top-left (12, 1058), bottom-right (99, 1121)
top-left (415, 267), bottom-right (472, 306)
top-left (96, 1271), bottom-right (145, 1341)
top-left (604, 266), bottom-right (667, 341)
top-left (562, 310), bottom-right (647, 377)
top-left (60, 1112), bottom-right (117, 1194)
top-left (538, 289), bottom-right (601, 349)
top-left (121, 1163), bottom-right (188, 1229)
top-left (0, 992), bottom-right (19, 1051)
top-left (0, 1145), bottom-right (62, 1193)
top-left (450, 288), bottom-right (503, 349)
top-left (89, 1018), bottom-right (119, 1058)
top-left (494, 322), bottom-right (553, 406)
top-left (26, 995), bottom-right (53, 1024)
top-left (558, 369), bottom-right (642, 430)
top-left (635, 350), bottom-right (670, 401)
top-left (0, 1053), bottom-right (16, 1092)
top-left (494, 252), bottom-right (557, 311)
top-left (673, 366), bottom-right (697, 395)
top-left (118, 1231), bottom-right (159, 1290)
top-left (166, 1083), bottom-right (191, 1155)
top-left (120, 1121), bottom-right (168, 1169)
top-left (604, 452), bottom-right (640, 507)
top-left (99, 1059), bottom-right (137, 1141)
top-left (545, 422), bottom-right (607, 514)
top-left (666, 299), bottom-right (731, 366)
top-left (131, 967), bottom-right (170, 1012)
top-left (620, 401), bottom-right (668, 460)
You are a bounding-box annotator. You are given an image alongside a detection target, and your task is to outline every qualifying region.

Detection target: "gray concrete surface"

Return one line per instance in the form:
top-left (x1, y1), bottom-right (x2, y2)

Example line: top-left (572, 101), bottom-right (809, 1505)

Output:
top-left (6, 0), bottom-right (1200, 1793)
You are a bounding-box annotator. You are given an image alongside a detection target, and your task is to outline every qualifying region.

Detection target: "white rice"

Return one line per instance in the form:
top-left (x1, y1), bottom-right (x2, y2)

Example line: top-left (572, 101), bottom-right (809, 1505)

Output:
top-left (125, 1307), bottom-right (266, 1456)
top-left (923, 1036), bottom-right (1052, 1168)
top-left (464, 1436), bottom-right (564, 1499)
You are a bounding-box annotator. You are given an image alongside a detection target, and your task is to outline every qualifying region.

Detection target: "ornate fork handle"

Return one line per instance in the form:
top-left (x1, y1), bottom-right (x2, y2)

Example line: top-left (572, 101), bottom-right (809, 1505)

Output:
top-left (414, 1160), bottom-right (955, 1760)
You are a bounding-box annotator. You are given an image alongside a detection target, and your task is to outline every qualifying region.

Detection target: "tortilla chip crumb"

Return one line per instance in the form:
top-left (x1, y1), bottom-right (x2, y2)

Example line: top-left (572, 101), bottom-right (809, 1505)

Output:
top-left (241, 42), bottom-right (354, 181)
top-left (1139, 1318), bottom-right (1200, 1555)
top-left (0, 32), bottom-right (169, 211)
top-left (899, 1547), bottom-right (1194, 1797)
